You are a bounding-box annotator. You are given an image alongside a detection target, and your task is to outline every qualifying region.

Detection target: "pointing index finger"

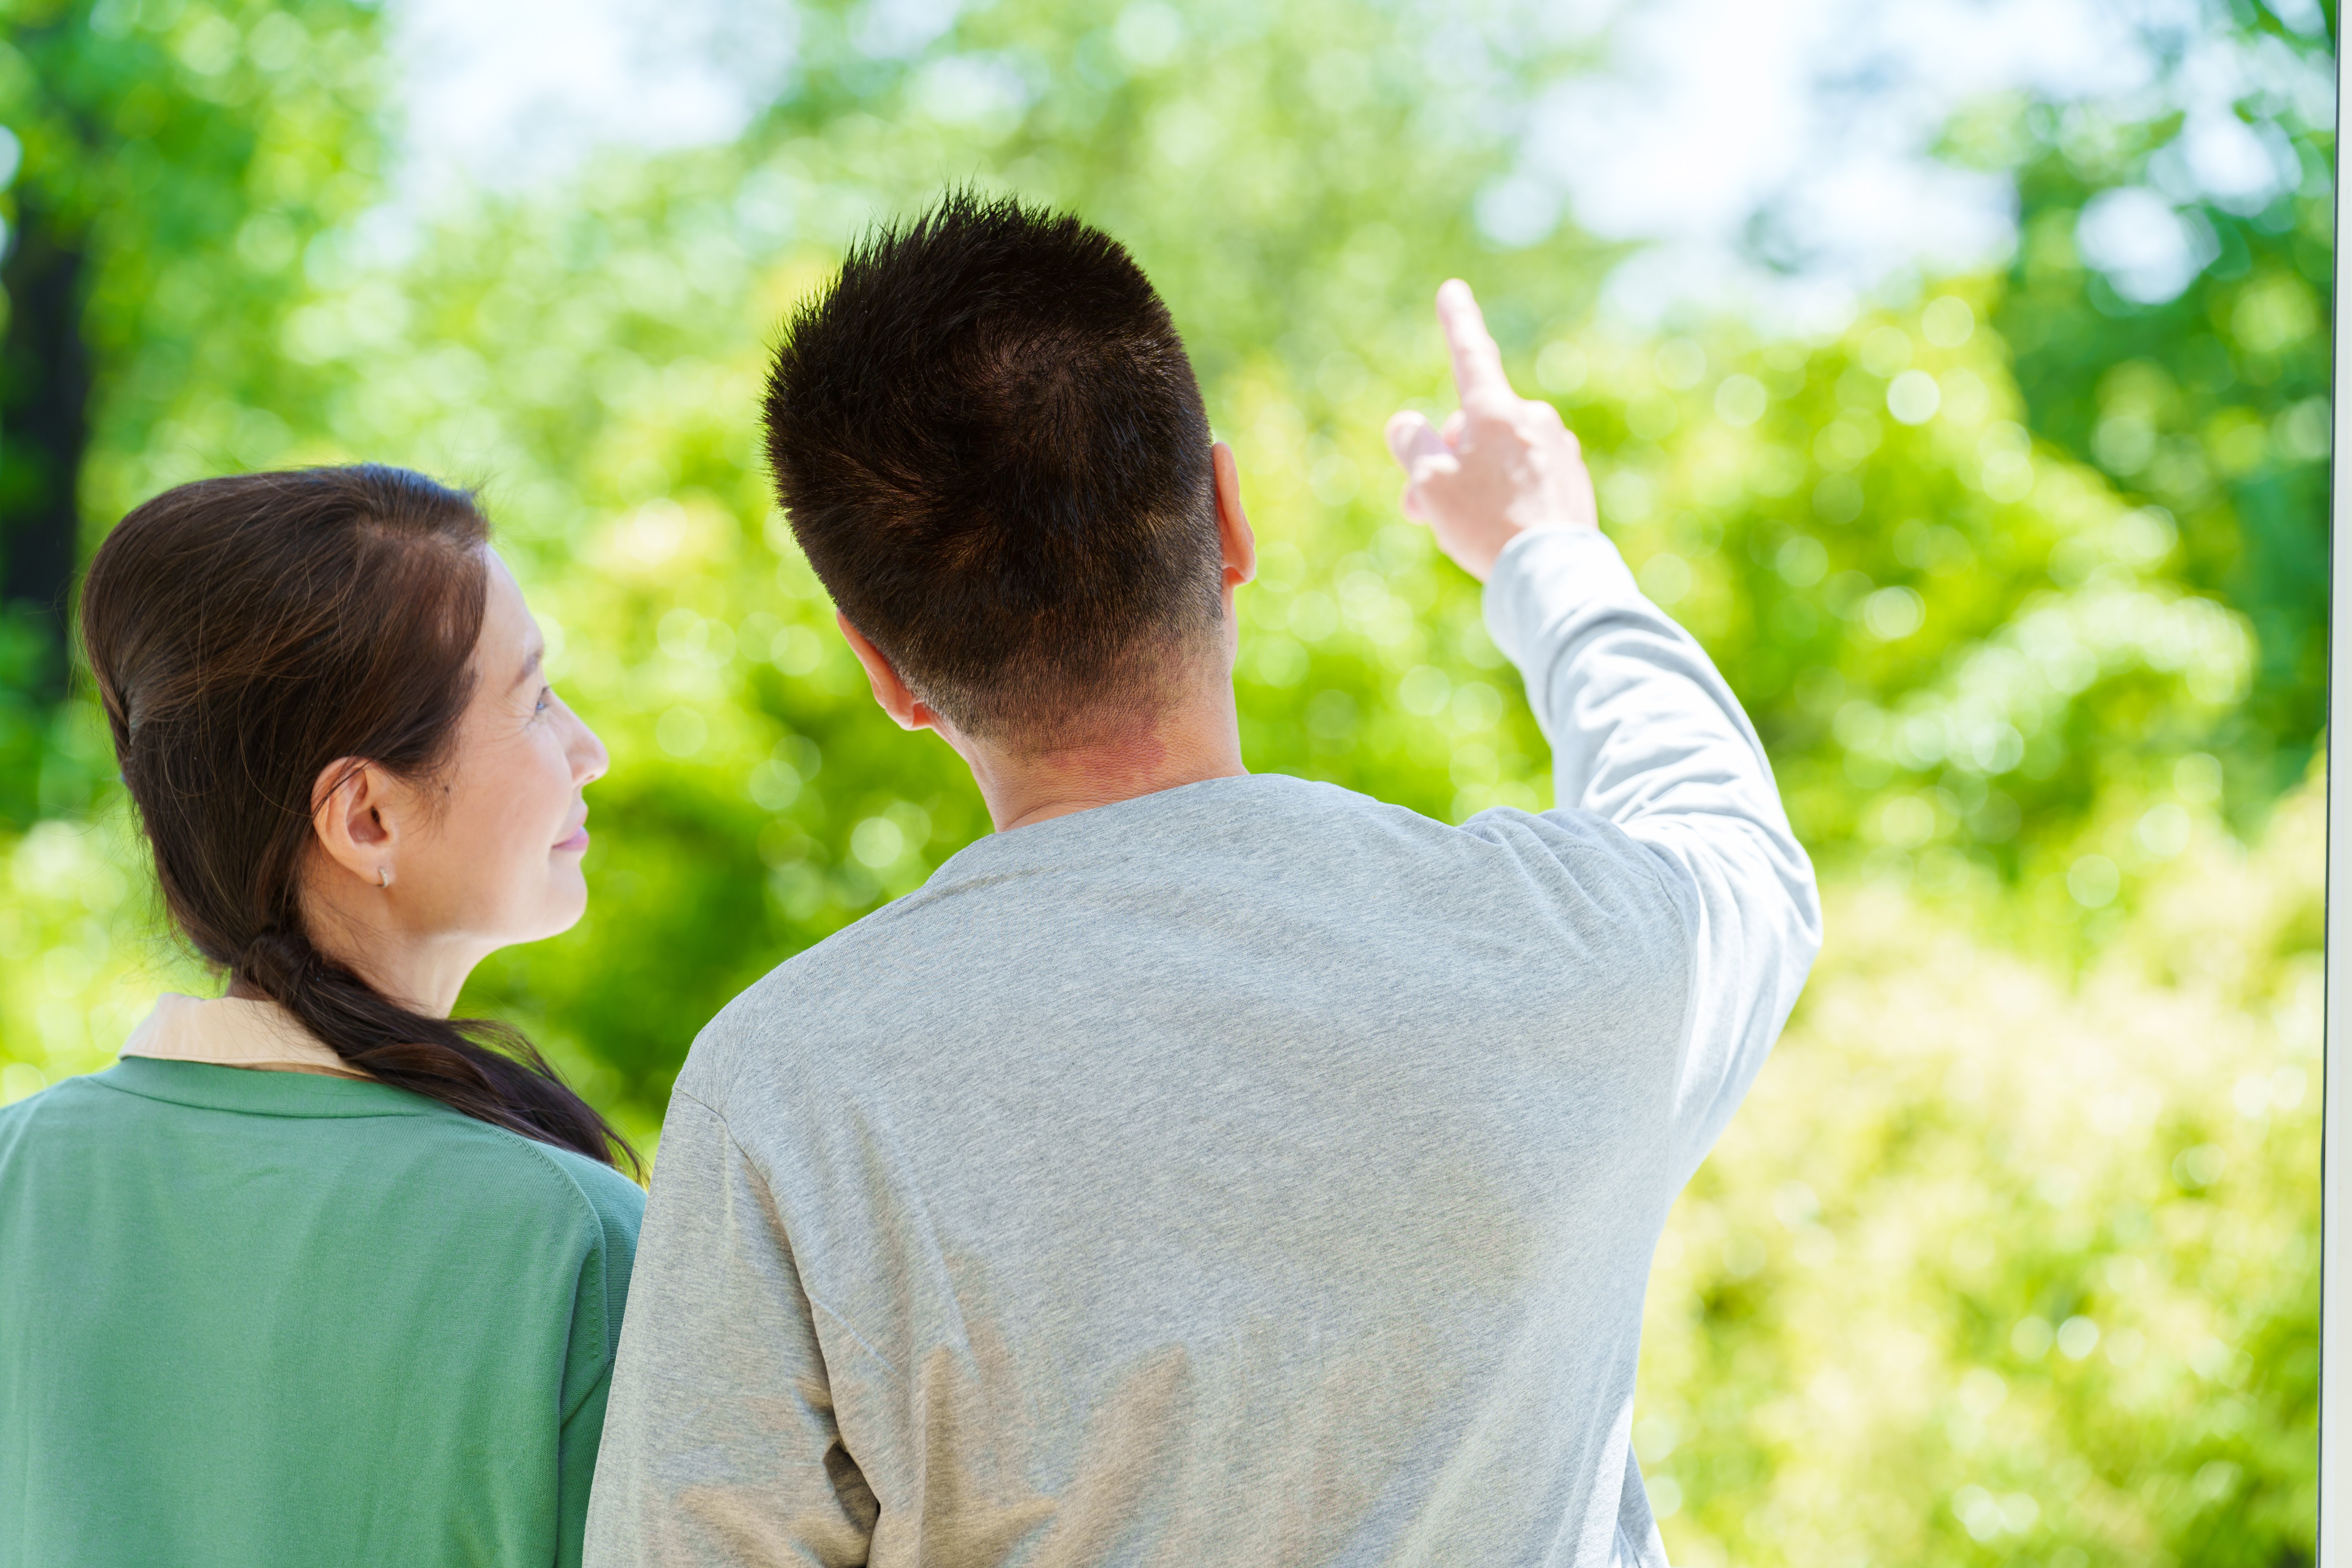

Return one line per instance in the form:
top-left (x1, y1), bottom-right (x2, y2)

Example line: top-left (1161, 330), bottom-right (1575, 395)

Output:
top-left (1437, 279), bottom-right (1515, 416)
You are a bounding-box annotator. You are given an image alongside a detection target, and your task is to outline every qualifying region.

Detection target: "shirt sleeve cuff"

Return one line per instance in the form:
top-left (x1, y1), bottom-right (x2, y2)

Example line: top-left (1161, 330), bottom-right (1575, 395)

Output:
top-left (1479, 527), bottom-right (1644, 672)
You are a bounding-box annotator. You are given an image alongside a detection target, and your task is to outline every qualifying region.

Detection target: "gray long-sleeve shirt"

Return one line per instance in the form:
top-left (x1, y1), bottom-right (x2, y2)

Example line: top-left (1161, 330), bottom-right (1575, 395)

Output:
top-left (585, 528), bottom-right (1821, 1568)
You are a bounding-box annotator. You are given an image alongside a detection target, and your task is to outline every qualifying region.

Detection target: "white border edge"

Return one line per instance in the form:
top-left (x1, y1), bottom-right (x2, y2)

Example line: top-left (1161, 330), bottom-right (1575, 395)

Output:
top-left (2321, 20), bottom-right (2346, 1562)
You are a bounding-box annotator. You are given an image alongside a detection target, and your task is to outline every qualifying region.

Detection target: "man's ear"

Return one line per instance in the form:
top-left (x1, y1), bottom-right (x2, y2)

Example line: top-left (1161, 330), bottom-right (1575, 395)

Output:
top-left (837, 612), bottom-right (944, 734)
top-left (1212, 441), bottom-right (1256, 594)
top-left (310, 759), bottom-right (401, 890)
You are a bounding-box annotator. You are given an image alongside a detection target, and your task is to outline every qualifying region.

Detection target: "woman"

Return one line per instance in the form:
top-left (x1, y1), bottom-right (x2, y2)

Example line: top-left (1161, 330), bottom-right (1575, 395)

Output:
top-left (0, 466), bottom-right (642, 1568)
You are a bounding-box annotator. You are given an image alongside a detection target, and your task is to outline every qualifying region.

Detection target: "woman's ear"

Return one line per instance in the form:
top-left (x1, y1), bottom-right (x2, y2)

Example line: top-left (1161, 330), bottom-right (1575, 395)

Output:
top-left (309, 758), bottom-right (402, 890)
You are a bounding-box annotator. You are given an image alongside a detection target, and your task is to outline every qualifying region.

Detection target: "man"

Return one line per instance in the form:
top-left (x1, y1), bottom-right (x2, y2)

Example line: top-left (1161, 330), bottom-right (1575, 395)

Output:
top-left (586, 193), bottom-right (1819, 1568)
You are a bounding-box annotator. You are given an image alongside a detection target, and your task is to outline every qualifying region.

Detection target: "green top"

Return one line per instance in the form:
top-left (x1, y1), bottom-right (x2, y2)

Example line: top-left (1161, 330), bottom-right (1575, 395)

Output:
top-left (0, 1056), bottom-right (645, 1568)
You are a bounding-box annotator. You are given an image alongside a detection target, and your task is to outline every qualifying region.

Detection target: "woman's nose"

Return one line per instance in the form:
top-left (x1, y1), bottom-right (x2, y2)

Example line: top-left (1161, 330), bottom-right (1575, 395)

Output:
top-left (572, 715), bottom-right (610, 786)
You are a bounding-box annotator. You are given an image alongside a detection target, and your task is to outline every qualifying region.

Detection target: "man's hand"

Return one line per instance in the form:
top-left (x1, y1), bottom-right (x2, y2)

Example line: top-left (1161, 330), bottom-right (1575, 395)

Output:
top-left (1384, 280), bottom-right (1598, 582)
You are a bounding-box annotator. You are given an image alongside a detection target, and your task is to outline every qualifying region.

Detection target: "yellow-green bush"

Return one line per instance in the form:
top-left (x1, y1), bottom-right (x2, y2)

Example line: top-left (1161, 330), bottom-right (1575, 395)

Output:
top-left (1646, 781), bottom-right (2319, 1564)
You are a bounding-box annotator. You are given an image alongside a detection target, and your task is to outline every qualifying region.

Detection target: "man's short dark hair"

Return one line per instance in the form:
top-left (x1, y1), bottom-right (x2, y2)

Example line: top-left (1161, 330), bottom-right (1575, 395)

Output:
top-left (763, 191), bottom-right (1222, 742)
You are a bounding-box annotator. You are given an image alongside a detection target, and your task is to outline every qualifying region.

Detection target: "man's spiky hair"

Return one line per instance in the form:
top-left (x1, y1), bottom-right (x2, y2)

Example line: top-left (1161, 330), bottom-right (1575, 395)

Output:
top-left (763, 190), bottom-right (1221, 741)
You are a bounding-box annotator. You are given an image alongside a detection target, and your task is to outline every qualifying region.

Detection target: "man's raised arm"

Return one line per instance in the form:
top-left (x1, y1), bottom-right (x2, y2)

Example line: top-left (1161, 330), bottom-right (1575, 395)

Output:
top-left (1386, 282), bottom-right (1822, 1179)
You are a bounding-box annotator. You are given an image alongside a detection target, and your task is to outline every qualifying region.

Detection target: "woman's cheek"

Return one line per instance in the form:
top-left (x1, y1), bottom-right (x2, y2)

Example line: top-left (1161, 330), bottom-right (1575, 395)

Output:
top-left (503, 732), bottom-right (568, 841)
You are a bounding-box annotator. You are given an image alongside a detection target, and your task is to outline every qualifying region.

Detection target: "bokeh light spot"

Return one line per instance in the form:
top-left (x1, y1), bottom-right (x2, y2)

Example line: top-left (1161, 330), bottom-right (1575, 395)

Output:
top-left (1886, 369), bottom-right (1941, 425)
top-left (1713, 373), bottom-right (1768, 427)
top-left (2066, 854), bottom-right (2120, 908)
top-left (1921, 295), bottom-right (1975, 347)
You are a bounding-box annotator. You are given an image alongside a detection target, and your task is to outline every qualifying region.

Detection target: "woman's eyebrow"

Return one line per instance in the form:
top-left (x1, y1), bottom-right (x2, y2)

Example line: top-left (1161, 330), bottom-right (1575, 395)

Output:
top-left (516, 644), bottom-right (544, 686)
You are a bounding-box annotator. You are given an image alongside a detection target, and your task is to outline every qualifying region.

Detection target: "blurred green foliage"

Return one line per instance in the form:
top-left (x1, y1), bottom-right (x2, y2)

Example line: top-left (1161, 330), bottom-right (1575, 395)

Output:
top-left (1646, 783), bottom-right (2322, 1562)
top-left (1965, 5), bottom-right (2338, 810)
top-left (0, 0), bottom-right (384, 820)
top-left (0, 0), bottom-right (2332, 1561)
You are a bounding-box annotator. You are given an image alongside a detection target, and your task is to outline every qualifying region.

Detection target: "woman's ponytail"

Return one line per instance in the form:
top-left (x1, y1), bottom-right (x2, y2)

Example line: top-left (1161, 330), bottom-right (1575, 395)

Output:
top-left (242, 925), bottom-right (627, 1164)
top-left (81, 466), bottom-right (637, 1173)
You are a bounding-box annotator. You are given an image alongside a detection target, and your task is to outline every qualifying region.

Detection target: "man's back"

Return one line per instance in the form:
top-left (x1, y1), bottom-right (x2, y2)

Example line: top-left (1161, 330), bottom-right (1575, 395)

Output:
top-left (590, 528), bottom-right (1821, 1567)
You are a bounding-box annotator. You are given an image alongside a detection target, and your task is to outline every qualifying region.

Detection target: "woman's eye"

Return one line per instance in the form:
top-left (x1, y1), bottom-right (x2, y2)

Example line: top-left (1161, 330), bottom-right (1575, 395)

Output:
top-left (535, 687), bottom-right (553, 715)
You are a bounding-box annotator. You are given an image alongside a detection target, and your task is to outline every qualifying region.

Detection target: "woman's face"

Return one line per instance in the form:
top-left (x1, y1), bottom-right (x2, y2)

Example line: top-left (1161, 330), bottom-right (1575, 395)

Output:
top-left (389, 549), bottom-right (608, 950)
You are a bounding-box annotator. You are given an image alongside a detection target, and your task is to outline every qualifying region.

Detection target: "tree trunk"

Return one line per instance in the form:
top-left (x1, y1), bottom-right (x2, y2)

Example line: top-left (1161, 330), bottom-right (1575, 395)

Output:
top-left (0, 192), bottom-right (91, 702)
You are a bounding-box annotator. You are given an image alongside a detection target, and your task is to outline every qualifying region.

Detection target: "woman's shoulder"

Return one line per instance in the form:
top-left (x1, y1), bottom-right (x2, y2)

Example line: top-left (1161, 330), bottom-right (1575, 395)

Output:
top-left (469, 1130), bottom-right (646, 1367)
top-left (519, 1136), bottom-right (647, 1247)
top-left (6, 1060), bottom-right (644, 1216)
top-left (0, 1071), bottom-right (110, 1147)
top-left (407, 1104), bottom-right (645, 1248)
top-left (323, 1100), bottom-right (645, 1346)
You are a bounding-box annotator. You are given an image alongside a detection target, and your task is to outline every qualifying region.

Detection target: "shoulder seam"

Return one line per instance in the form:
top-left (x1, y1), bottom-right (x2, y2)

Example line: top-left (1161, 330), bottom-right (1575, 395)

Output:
top-left (495, 1128), bottom-right (639, 1420)
top-left (673, 1089), bottom-right (904, 1384)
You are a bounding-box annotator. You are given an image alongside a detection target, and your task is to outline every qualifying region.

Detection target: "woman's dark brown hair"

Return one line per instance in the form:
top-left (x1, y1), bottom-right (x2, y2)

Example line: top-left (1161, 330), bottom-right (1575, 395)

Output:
top-left (80, 464), bottom-right (636, 1173)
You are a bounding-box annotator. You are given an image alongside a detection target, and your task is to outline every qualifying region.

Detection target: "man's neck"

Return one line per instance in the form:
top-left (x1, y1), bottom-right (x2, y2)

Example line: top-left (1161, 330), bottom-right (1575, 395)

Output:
top-left (957, 690), bottom-right (1249, 834)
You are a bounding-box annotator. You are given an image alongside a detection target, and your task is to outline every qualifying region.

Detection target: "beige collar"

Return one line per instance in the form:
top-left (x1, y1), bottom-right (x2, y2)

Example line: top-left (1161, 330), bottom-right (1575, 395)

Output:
top-left (121, 994), bottom-right (372, 1080)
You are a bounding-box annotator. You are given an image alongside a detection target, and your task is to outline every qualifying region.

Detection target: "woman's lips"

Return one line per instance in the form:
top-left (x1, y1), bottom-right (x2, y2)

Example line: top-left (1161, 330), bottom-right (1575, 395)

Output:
top-left (554, 826), bottom-right (590, 853)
